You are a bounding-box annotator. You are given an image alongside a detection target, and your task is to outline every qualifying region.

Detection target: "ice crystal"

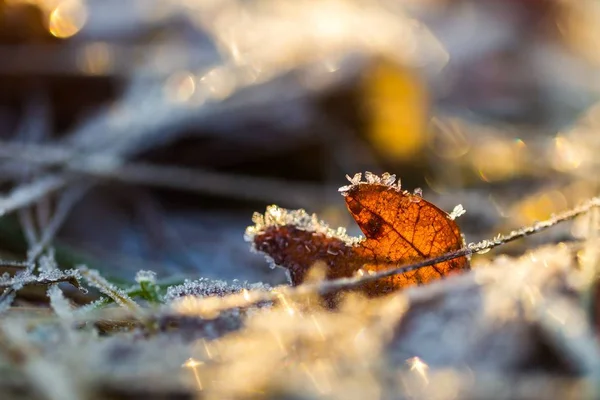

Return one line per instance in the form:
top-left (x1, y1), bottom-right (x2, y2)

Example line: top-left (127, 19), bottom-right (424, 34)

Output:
top-left (365, 171), bottom-right (379, 183)
top-left (165, 278), bottom-right (271, 303)
top-left (39, 250), bottom-right (59, 273)
top-left (74, 296), bottom-right (110, 316)
top-left (135, 270), bottom-right (157, 284)
top-left (338, 171), bottom-right (402, 196)
top-left (47, 284), bottom-right (73, 320)
top-left (79, 266), bottom-right (141, 314)
top-left (349, 172), bottom-right (362, 185)
top-left (448, 204), bottom-right (466, 220)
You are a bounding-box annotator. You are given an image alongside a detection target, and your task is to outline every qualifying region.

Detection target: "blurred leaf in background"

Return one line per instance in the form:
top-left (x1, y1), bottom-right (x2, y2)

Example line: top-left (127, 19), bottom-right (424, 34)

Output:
top-left (361, 59), bottom-right (428, 162)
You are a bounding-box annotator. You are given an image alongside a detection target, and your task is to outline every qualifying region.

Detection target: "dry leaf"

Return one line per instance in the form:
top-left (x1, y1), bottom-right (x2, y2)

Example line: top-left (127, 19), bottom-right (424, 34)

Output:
top-left (246, 172), bottom-right (470, 297)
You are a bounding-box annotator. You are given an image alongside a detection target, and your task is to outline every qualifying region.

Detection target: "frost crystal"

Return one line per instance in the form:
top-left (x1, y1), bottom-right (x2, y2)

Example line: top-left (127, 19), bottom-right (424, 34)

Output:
top-left (0, 269), bottom-right (81, 288)
top-left (165, 278), bottom-right (271, 302)
top-left (338, 171), bottom-right (401, 196)
top-left (348, 173), bottom-right (362, 185)
top-left (135, 270), bottom-right (157, 284)
top-left (39, 250), bottom-right (59, 273)
top-left (365, 171), bottom-right (379, 183)
top-left (448, 204), bottom-right (467, 220)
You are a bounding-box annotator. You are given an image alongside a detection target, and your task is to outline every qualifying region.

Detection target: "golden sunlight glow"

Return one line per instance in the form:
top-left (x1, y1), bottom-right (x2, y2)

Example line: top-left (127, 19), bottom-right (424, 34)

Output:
top-left (474, 138), bottom-right (523, 182)
top-left (77, 42), bottom-right (113, 75)
top-left (552, 135), bottom-right (583, 171)
top-left (429, 117), bottom-right (470, 159)
top-left (48, 0), bottom-right (87, 39)
top-left (171, 296), bottom-right (219, 319)
top-left (311, 315), bottom-right (326, 340)
top-left (164, 71), bottom-right (196, 103)
top-left (198, 67), bottom-right (235, 100)
top-left (300, 362), bottom-right (331, 394)
top-left (183, 358), bottom-right (203, 368)
top-left (273, 291), bottom-right (296, 316)
top-left (558, 2), bottom-right (600, 65)
top-left (516, 191), bottom-right (568, 224)
top-left (182, 358), bottom-right (204, 390)
top-left (242, 289), bottom-right (251, 301)
top-left (406, 356), bottom-right (429, 384)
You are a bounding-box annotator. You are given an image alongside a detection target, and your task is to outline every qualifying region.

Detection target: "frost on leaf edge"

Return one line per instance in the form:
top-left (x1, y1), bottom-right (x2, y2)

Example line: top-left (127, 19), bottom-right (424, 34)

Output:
top-left (244, 205), bottom-right (361, 248)
top-left (338, 171), bottom-right (402, 195)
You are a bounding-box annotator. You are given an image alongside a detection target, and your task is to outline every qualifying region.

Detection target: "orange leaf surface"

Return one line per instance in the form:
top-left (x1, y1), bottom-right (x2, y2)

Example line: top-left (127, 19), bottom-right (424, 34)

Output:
top-left (246, 172), bottom-right (470, 297)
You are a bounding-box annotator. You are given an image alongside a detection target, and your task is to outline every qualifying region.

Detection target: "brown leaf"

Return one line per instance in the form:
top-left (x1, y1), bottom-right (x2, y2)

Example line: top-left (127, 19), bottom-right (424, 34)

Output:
top-left (246, 172), bottom-right (470, 296)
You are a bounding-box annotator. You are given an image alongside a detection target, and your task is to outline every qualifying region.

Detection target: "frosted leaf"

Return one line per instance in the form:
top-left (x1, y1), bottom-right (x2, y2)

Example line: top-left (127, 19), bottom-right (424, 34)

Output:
top-left (135, 270), bottom-right (157, 284)
top-left (165, 278), bottom-right (271, 303)
top-left (448, 204), bottom-right (466, 220)
top-left (245, 205), bottom-right (360, 248)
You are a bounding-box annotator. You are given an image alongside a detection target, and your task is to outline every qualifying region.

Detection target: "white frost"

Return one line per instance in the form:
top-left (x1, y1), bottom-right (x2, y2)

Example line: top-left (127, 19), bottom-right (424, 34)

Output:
top-left (338, 171), bottom-right (402, 196)
top-left (244, 205), bottom-right (360, 247)
top-left (135, 270), bottom-right (157, 284)
top-left (165, 278), bottom-right (271, 302)
top-left (448, 204), bottom-right (466, 220)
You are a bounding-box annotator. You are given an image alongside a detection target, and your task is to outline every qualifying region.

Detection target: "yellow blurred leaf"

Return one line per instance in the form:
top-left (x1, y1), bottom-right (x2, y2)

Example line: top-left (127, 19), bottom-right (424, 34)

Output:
top-left (361, 60), bottom-right (428, 161)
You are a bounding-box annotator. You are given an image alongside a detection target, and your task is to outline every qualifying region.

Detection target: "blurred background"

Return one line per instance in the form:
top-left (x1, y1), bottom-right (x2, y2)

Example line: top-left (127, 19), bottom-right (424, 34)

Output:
top-left (1, 0), bottom-right (600, 287)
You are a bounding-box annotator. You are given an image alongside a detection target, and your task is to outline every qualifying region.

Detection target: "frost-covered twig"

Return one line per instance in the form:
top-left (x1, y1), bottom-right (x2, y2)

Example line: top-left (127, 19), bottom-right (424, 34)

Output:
top-left (79, 266), bottom-right (142, 315)
top-left (0, 269), bottom-right (82, 289)
top-left (19, 207), bottom-right (38, 249)
top-left (0, 141), bottom-right (327, 207)
top-left (165, 277), bottom-right (271, 302)
top-left (0, 174), bottom-right (69, 217)
top-left (26, 184), bottom-right (91, 263)
top-left (0, 267), bottom-right (81, 311)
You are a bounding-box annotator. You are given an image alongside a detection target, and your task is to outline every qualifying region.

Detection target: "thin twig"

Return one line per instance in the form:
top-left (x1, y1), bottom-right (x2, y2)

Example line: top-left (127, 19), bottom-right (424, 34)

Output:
top-left (26, 184), bottom-right (91, 263)
top-left (79, 266), bottom-right (142, 316)
top-left (0, 174), bottom-right (69, 217)
top-left (0, 272), bottom-right (81, 289)
top-left (18, 208), bottom-right (38, 250)
top-left (0, 141), bottom-right (329, 208)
